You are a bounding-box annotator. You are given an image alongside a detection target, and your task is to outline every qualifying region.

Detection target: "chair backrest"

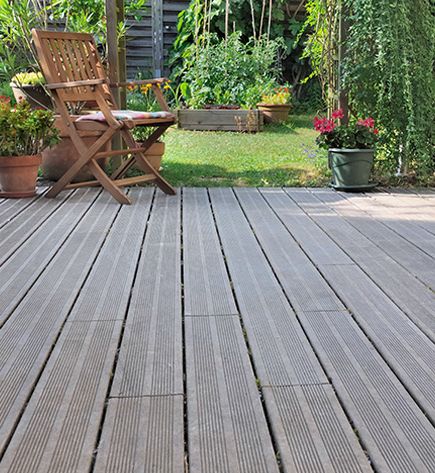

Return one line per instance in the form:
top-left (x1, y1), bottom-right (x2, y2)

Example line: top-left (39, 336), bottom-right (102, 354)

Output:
top-left (31, 29), bottom-right (114, 107)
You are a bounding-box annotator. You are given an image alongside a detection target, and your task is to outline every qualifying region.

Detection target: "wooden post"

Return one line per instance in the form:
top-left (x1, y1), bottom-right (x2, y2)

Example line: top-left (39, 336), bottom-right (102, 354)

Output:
top-left (105, 0), bottom-right (122, 167)
top-left (117, 0), bottom-right (127, 109)
top-left (152, 0), bottom-right (164, 77)
top-left (338, 2), bottom-right (349, 124)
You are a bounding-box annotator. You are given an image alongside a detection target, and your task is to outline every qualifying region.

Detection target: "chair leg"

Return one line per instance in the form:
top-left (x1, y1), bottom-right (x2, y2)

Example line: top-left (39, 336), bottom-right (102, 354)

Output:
top-left (87, 160), bottom-right (132, 204)
top-left (46, 127), bottom-right (116, 198)
top-left (120, 129), bottom-right (176, 196)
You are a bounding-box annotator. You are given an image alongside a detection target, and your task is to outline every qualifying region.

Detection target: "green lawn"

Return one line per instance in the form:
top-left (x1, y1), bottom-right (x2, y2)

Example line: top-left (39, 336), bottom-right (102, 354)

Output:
top-left (160, 115), bottom-right (330, 187)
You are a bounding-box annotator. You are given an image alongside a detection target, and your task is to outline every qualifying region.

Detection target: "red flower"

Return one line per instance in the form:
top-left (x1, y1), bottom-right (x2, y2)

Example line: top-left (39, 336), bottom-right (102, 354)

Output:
top-left (313, 116), bottom-right (336, 133)
top-left (0, 95), bottom-right (10, 104)
top-left (357, 117), bottom-right (375, 128)
top-left (332, 108), bottom-right (344, 120)
top-left (373, 128), bottom-right (379, 135)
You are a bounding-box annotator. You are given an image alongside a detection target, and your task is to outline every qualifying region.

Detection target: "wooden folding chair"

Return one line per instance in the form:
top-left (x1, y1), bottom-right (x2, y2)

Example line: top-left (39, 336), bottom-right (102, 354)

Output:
top-left (31, 29), bottom-right (176, 204)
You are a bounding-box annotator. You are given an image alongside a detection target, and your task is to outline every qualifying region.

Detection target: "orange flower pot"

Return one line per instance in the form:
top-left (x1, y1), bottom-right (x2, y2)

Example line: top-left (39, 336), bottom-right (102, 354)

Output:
top-left (257, 103), bottom-right (291, 124)
top-left (0, 154), bottom-right (42, 198)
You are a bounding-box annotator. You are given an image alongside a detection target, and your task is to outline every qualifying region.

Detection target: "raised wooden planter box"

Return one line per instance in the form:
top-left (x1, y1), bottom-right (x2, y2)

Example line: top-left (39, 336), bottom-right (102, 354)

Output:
top-left (177, 109), bottom-right (263, 132)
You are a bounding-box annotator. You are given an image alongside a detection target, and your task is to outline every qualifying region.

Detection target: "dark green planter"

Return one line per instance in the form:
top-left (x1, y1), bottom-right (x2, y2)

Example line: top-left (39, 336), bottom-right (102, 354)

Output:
top-left (329, 148), bottom-right (375, 190)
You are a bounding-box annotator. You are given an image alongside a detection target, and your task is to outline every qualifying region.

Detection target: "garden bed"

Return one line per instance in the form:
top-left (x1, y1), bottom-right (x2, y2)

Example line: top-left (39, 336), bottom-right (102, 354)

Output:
top-left (177, 109), bottom-right (264, 132)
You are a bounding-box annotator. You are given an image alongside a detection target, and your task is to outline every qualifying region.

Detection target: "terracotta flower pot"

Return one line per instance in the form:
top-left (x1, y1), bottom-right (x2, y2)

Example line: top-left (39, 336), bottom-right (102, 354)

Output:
top-left (257, 103), bottom-right (291, 124)
top-left (0, 154), bottom-right (42, 198)
top-left (135, 141), bottom-right (165, 172)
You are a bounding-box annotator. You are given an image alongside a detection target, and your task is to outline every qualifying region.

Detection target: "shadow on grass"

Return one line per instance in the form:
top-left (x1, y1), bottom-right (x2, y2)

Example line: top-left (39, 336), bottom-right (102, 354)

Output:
top-left (159, 162), bottom-right (330, 187)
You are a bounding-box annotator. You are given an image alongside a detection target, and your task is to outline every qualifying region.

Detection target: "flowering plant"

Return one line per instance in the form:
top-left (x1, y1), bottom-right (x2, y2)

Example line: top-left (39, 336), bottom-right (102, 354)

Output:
top-left (314, 109), bottom-right (379, 149)
top-left (260, 85), bottom-right (292, 105)
top-left (0, 97), bottom-right (59, 156)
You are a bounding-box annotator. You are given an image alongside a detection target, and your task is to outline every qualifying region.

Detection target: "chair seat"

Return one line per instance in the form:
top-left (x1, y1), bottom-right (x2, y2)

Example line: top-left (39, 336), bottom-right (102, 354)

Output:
top-left (76, 110), bottom-right (175, 122)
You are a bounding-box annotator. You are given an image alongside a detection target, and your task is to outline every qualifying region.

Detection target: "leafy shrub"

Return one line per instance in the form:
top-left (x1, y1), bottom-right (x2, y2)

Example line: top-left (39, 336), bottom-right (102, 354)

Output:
top-left (179, 33), bottom-right (284, 108)
top-left (0, 96), bottom-right (59, 156)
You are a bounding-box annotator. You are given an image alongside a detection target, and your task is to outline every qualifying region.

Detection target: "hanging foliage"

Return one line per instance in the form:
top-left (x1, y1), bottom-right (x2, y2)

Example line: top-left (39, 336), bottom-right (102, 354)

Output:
top-left (343, 0), bottom-right (434, 177)
top-left (303, 0), bottom-right (434, 178)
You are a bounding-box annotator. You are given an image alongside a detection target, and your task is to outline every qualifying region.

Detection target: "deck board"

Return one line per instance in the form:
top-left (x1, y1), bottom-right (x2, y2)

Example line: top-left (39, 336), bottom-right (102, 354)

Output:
top-left (310, 189), bottom-right (435, 289)
top-left (283, 189), bottom-right (435, 337)
top-left (110, 191), bottom-right (183, 397)
top-left (0, 187), bottom-right (434, 473)
top-left (209, 188), bottom-right (328, 387)
top-left (0, 189), bottom-right (102, 327)
top-left (0, 189), bottom-right (46, 231)
top-left (0, 191), bottom-right (72, 264)
top-left (0, 193), bottom-right (122, 456)
top-left (208, 188), bottom-right (373, 473)
top-left (238, 188), bottom-right (435, 471)
top-left (185, 316), bottom-right (279, 473)
top-left (182, 188), bottom-right (238, 316)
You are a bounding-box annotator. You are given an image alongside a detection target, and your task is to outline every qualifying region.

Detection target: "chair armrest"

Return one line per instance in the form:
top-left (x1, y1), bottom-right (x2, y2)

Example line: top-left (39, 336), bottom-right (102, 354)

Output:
top-left (46, 78), bottom-right (106, 89)
top-left (110, 78), bottom-right (168, 87)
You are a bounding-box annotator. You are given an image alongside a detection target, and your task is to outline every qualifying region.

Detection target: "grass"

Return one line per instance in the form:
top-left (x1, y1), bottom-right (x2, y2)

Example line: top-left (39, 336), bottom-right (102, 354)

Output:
top-left (159, 114), bottom-right (330, 187)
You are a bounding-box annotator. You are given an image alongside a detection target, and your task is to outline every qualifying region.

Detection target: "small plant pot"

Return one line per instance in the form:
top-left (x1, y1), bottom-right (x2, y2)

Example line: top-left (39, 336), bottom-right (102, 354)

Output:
top-left (135, 141), bottom-right (165, 172)
top-left (0, 154), bottom-right (42, 198)
top-left (257, 103), bottom-right (291, 124)
top-left (10, 83), bottom-right (53, 110)
top-left (329, 148), bottom-right (375, 190)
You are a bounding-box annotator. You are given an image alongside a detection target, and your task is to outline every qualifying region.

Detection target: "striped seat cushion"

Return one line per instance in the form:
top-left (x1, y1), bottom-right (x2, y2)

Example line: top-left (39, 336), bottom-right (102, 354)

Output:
top-left (76, 110), bottom-right (175, 122)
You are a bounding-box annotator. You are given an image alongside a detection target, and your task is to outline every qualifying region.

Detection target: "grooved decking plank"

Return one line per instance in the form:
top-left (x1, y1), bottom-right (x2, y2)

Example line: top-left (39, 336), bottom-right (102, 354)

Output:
top-left (317, 264), bottom-right (435, 421)
top-left (253, 189), bottom-right (435, 469)
top-left (94, 395), bottom-right (184, 473)
top-left (337, 192), bottom-right (435, 259)
top-left (182, 188), bottom-right (238, 316)
top-left (0, 189), bottom-right (46, 231)
top-left (0, 191), bottom-right (72, 265)
top-left (209, 188), bottom-right (327, 387)
top-left (266, 189), bottom-right (435, 422)
top-left (376, 191), bottom-right (435, 235)
top-left (298, 310), bottom-right (435, 473)
top-left (0, 192), bottom-right (121, 455)
top-left (0, 320), bottom-right (122, 473)
top-left (185, 316), bottom-right (279, 473)
top-left (0, 189), bottom-right (101, 327)
top-left (234, 188), bottom-right (345, 313)
top-left (282, 189), bottom-right (435, 339)
top-left (110, 191), bottom-right (183, 397)
top-left (309, 189), bottom-right (435, 289)
top-left (68, 188), bottom-right (153, 322)
top-left (263, 384), bottom-right (372, 473)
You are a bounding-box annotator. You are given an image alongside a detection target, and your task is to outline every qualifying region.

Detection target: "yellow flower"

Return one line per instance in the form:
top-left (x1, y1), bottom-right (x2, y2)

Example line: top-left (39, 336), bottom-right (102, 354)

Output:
top-left (164, 84), bottom-right (170, 90)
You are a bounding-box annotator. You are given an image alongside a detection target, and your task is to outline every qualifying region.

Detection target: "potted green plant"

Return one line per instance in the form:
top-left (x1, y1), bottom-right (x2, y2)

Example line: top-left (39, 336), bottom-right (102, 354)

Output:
top-left (0, 96), bottom-right (59, 197)
top-left (257, 85), bottom-right (292, 124)
top-left (314, 109), bottom-right (379, 190)
top-left (10, 72), bottom-right (53, 110)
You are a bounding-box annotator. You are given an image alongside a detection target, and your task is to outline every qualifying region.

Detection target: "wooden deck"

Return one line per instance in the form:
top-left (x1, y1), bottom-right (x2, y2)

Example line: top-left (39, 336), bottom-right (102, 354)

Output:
top-left (0, 186), bottom-right (435, 473)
